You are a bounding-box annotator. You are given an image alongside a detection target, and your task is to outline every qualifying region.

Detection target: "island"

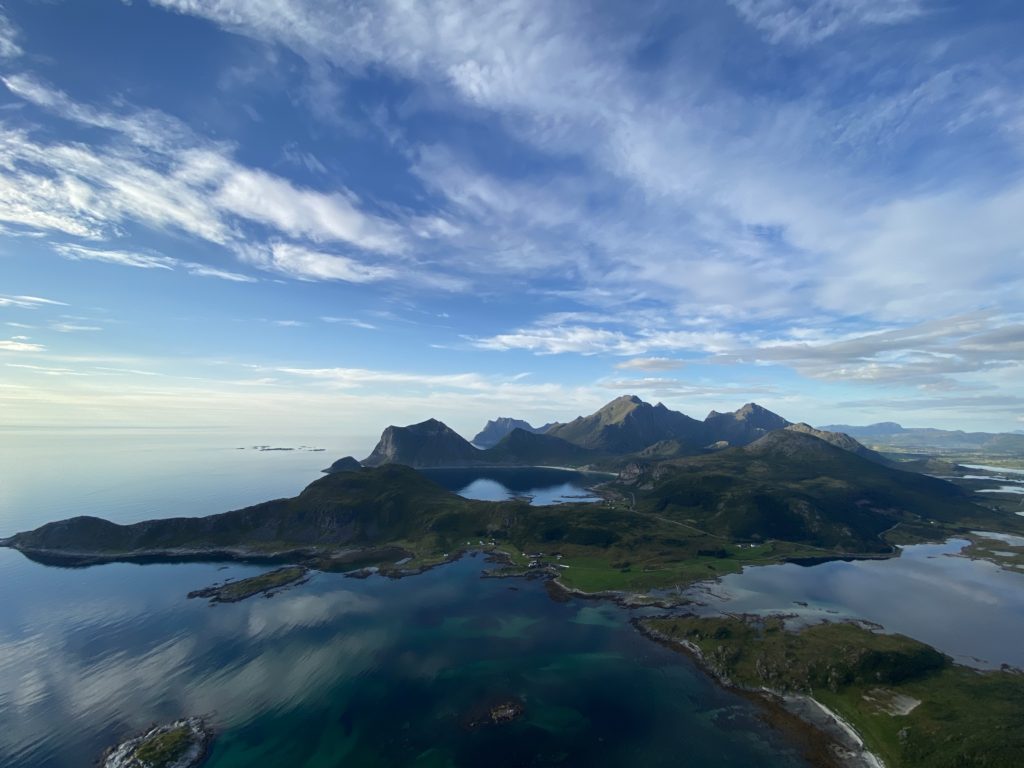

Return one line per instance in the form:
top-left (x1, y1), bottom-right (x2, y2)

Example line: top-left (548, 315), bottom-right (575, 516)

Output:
top-left (187, 565), bottom-right (309, 603)
top-left (102, 718), bottom-right (211, 768)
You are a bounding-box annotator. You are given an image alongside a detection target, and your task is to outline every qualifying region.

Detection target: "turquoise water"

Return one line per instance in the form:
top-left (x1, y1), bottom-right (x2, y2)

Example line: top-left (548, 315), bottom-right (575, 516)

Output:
top-left (0, 550), bottom-right (810, 767)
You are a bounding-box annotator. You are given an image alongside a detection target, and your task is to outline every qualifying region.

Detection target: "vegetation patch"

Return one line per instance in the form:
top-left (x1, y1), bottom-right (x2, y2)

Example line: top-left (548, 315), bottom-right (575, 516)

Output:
top-left (643, 616), bottom-right (1024, 768)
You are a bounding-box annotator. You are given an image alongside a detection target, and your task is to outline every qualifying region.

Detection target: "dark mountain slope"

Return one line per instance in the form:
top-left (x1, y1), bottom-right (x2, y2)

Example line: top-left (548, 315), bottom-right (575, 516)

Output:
top-left (785, 423), bottom-right (891, 465)
top-left (4, 465), bottom-right (470, 556)
top-left (702, 402), bottom-right (790, 446)
top-left (622, 430), bottom-right (994, 552)
top-left (472, 418), bottom-right (552, 448)
top-left (547, 395), bottom-right (705, 453)
top-left (479, 428), bottom-right (602, 466)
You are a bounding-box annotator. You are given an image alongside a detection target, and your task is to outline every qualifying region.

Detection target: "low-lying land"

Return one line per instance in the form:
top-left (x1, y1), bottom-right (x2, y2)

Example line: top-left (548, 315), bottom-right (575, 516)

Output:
top-left (187, 566), bottom-right (308, 603)
top-left (641, 616), bottom-right (1024, 768)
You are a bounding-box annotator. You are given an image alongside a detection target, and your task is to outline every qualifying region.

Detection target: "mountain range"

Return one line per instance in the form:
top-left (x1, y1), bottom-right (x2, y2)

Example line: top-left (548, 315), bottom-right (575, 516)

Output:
top-left (354, 395), bottom-right (888, 470)
top-left (820, 422), bottom-right (1024, 456)
top-left (472, 418), bottom-right (554, 449)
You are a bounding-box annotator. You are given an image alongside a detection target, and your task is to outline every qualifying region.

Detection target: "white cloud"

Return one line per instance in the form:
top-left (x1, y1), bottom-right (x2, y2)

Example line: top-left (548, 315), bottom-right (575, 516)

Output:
top-left (615, 357), bottom-right (684, 372)
top-left (0, 75), bottom-right (413, 279)
top-left (0, 7), bottom-right (21, 60)
top-left (51, 323), bottom-right (102, 333)
top-left (53, 243), bottom-right (175, 270)
top-left (321, 316), bottom-right (377, 330)
top-left (0, 294), bottom-right (67, 309)
top-left (473, 325), bottom-right (738, 356)
top-left (214, 166), bottom-right (405, 254)
top-left (727, 0), bottom-right (924, 46)
top-left (0, 337), bottom-right (44, 352)
top-left (240, 243), bottom-right (397, 283)
top-left (181, 262), bottom-right (258, 282)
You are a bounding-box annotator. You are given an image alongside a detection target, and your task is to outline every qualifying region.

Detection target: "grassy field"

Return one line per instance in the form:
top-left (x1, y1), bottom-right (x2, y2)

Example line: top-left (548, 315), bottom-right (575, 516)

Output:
top-left (644, 616), bottom-right (1024, 768)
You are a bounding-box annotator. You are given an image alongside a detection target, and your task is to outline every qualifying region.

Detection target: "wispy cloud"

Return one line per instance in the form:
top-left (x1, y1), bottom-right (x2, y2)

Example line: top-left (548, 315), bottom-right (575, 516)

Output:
top-left (727, 0), bottom-right (924, 46)
top-left (0, 7), bottom-right (21, 60)
top-left (0, 336), bottom-right (44, 352)
top-left (615, 357), bottom-right (685, 372)
top-left (322, 316), bottom-right (377, 330)
top-left (52, 243), bottom-right (256, 282)
top-left (473, 325), bottom-right (738, 356)
top-left (0, 294), bottom-right (67, 309)
top-left (239, 243), bottom-right (397, 283)
top-left (0, 75), bottom-right (416, 281)
top-left (54, 243), bottom-right (175, 270)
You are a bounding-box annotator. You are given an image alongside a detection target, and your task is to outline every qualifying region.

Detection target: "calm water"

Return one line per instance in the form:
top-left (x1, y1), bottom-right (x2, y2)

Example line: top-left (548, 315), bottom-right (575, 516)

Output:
top-left (0, 430), bottom-right (366, 534)
top-left (0, 551), bottom-right (810, 768)
top-left (420, 467), bottom-right (606, 505)
top-left (3, 432), bottom-right (1024, 766)
top-left (687, 539), bottom-right (1024, 669)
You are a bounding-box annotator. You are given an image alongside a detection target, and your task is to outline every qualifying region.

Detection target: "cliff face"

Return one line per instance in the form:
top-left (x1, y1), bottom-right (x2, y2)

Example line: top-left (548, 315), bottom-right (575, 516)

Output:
top-left (362, 419), bottom-right (482, 467)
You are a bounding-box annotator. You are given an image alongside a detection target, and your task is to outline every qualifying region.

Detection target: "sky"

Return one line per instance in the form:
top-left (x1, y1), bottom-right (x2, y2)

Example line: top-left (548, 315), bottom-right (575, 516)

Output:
top-left (0, 0), bottom-right (1022, 440)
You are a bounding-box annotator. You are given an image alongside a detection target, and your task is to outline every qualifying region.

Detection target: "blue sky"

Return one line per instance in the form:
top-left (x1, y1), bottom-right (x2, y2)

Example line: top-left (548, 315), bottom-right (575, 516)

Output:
top-left (0, 0), bottom-right (1022, 438)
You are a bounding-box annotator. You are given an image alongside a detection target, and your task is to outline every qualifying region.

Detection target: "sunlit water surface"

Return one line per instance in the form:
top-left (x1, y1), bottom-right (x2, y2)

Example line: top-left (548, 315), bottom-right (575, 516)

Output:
top-left (0, 551), bottom-right (814, 768)
top-left (3, 432), bottom-right (1024, 766)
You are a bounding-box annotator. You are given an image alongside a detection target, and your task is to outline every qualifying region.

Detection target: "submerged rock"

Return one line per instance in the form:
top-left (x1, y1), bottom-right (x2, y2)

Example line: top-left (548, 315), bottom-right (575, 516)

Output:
top-left (102, 717), bottom-right (211, 768)
top-left (463, 697), bottom-right (526, 729)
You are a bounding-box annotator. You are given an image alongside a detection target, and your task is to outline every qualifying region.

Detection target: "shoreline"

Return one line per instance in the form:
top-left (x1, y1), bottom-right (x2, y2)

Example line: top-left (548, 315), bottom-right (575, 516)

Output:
top-left (633, 618), bottom-right (886, 768)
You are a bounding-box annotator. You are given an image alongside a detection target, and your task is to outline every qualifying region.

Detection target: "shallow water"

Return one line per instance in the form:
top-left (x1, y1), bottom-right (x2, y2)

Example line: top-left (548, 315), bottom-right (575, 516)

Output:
top-left (420, 467), bottom-right (605, 505)
top-left (686, 539), bottom-right (1024, 669)
top-left (0, 550), bottom-right (810, 768)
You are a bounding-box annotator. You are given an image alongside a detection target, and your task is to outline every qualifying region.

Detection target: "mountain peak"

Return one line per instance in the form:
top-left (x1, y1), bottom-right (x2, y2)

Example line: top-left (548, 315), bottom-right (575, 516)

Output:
top-left (363, 419), bottom-right (479, 467)
top-left (471, 417), bottom-right (550, 449)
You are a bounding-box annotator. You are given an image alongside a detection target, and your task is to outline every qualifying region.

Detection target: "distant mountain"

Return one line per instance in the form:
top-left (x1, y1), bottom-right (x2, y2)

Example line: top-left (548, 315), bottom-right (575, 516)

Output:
top-left (546, 395), bottom-right (705, 453)
top-left (353, 397), bottom-right (897, 470)
top-left (821, 422), bottom-right (906, 437)
top-left (472, 417), bottom-right (553, 449)
top-left (323, 456), bottom-right (362, 473)
top-left (703, 403), bottom-right (790, 446)
top-left (363, 419), bottom-right (480, 468)
top-left (482, 428), bottom-right (601, 467)
top-left (7, 425), bottom-right (1014, 573)
top-left (819, 422), bottom-right (1024, 456)
top-left (784, 423), bottom-right (890, 465)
